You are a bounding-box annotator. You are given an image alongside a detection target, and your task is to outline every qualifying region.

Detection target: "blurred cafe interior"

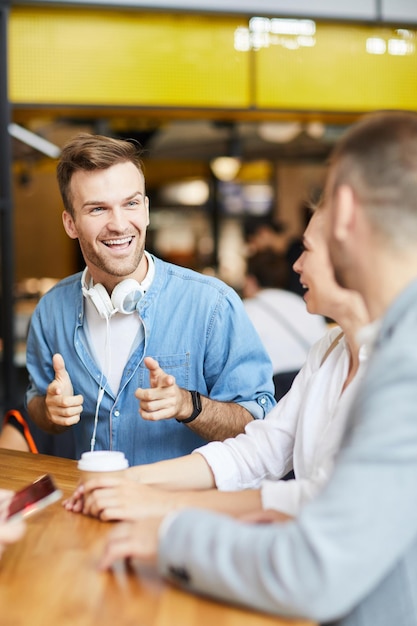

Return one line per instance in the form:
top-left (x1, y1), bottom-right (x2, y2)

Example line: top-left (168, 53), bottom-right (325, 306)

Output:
top-left (1, 0), bottom-right (417, 410)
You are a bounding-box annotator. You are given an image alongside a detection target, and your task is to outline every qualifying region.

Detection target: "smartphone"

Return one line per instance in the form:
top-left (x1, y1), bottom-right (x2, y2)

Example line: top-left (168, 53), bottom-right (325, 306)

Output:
top-left (6, 474), bottom-right (62, 522)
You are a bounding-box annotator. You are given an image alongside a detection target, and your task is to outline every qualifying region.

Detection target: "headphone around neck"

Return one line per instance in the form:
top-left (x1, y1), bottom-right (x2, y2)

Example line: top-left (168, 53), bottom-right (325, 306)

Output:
top-left (81, 268), bottom-right (145, 319)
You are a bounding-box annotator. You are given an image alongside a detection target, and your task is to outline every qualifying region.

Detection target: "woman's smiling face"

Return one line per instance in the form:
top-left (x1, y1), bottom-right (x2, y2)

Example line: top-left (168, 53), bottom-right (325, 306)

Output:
top-left (293, 210), bottom-right (343, 319)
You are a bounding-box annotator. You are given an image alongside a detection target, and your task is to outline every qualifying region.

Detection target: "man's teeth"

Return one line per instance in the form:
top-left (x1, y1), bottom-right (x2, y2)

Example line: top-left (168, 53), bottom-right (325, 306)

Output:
top-left (104, 237), bottom-right (132, 246)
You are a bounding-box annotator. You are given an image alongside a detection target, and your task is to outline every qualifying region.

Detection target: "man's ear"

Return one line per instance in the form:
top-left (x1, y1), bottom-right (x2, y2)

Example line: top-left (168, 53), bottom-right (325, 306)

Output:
top-left (332, 185), bottom-right (356, 244)
top-left (145, 196), bottom-right (150, 226)
top-left (62, 211), bottom-right (78, 240)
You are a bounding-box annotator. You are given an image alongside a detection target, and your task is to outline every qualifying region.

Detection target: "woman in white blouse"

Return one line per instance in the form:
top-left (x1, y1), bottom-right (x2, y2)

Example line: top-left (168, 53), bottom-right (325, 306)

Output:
top-left (65, 209), bottom-right (370, 521)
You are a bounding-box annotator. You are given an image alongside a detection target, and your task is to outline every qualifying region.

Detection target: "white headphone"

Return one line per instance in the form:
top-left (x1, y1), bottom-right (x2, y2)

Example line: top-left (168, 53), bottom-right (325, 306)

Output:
top-left (81, 267), bottom-right (144, 319)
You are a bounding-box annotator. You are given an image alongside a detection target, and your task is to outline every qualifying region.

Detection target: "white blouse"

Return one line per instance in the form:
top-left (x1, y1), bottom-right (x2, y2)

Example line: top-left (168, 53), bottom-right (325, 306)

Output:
top-left (194, 326), bottom-right (369, 516)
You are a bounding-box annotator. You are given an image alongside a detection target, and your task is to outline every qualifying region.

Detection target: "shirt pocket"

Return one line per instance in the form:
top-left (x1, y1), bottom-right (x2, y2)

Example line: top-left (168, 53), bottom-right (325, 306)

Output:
top-left (140, 352), bottom-right (191, 388)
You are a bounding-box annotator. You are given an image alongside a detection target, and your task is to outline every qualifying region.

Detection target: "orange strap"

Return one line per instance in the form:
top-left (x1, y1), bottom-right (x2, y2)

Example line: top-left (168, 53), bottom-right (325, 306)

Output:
top-left (3, 410), bottom-right (39, 454)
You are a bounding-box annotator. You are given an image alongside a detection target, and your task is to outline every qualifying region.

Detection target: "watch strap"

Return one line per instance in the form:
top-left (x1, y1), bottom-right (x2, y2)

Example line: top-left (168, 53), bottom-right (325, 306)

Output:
top-left (176, 390), bottom-right (202, 424)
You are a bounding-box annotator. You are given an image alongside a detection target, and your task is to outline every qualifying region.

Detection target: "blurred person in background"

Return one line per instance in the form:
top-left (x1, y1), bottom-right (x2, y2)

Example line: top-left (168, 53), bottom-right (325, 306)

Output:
top-left (0, 404), bottom-right (76, 458)
top-left (243, 249), bottom-right (327, 400)
top-left (244, 207), bottom-right (313, 299)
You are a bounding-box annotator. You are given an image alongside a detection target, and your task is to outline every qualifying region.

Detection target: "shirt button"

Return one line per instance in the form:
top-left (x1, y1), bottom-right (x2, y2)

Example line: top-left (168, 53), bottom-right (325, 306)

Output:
top-left (114, 411), bottom-right (120, 417)
top-left (260, 397), bottom-right (266, 404)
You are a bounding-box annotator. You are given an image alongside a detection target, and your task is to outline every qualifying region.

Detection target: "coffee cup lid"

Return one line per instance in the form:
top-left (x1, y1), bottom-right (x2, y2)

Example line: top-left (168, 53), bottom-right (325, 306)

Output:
top-left (78, 450), bottom-right (129, 472)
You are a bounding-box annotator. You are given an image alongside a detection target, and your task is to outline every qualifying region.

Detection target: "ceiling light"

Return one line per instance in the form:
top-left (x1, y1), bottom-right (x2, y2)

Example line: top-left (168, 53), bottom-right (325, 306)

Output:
top-left (258, 122), bottom-right (302, 144)
top-left (160, 180), bottom-right (209, 206)
top-left (210, 156), bottom-right (241, 182)
top-left (305, 121), bottom-right (326, 139)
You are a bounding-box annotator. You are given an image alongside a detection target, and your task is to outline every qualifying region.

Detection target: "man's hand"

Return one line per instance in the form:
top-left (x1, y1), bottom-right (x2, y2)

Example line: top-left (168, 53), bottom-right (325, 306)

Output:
top-left (135, 357), bottom-right (192, 422)
top-left (0, 490), bottom-right (26, 560)
top-left (0, 489), bottom-right (13, 520)
top-left (45, 354), bottom-right (84, 427)
top-left (99, 518), bottom-right (162, 570)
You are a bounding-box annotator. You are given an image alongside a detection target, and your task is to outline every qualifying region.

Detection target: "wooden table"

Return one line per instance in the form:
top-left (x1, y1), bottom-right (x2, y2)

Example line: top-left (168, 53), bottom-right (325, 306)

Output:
top-left (0, 449), bottom-right (316, 626)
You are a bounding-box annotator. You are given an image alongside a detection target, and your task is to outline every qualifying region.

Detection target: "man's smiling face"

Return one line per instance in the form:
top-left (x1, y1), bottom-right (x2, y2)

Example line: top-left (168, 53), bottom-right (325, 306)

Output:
top-left (62, 161), bottom-right (149, 287)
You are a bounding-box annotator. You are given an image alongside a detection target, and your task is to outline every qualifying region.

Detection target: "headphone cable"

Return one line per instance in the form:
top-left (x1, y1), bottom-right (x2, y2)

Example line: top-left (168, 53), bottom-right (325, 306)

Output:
top-left (90, 315), bottom-right (112, 451)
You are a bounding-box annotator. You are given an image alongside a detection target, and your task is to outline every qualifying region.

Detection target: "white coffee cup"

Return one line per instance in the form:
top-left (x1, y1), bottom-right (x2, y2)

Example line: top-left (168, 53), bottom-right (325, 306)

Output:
top-left (77, 450), bottom-right (129, 482)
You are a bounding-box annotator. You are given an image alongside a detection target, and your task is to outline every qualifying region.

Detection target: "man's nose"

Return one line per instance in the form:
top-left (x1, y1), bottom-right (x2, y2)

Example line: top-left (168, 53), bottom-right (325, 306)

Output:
top-left (107, 207), bottom-right (126, 230)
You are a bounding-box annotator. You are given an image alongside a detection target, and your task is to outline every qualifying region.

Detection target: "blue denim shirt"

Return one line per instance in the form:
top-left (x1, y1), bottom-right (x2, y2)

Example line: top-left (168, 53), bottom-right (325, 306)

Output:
top-left (25, 256), bottom-right (275, 465)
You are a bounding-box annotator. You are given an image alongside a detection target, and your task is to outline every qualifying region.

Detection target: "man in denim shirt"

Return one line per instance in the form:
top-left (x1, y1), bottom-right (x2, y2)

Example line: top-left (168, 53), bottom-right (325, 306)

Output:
top-left (25, 133), bottom-right (275, 465)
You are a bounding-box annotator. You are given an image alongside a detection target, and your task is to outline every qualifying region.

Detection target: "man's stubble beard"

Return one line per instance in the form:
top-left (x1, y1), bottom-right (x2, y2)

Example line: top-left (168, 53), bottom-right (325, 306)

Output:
top-left (79, 235), bottom-right (146, 279)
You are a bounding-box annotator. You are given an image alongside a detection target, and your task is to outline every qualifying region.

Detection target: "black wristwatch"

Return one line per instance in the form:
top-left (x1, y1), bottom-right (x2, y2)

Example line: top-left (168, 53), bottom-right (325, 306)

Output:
top-left (176, 390), bottom-right (202, 424)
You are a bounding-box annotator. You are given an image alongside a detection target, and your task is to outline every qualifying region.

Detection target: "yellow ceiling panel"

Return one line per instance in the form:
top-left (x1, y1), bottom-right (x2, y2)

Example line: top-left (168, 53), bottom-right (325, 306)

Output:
top-left (9, 7), bottom-right (250, 108)
top-left (254, 21), bottom-right (417, 111)
top-left (9, 8), bottom-right (417, 113)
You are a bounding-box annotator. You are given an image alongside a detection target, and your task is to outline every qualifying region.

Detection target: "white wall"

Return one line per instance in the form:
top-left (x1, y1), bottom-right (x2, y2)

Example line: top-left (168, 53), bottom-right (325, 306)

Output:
top-left (11, 0), bottom-right (417, 24)
top-left (382, 0), bottom-right (417, 23)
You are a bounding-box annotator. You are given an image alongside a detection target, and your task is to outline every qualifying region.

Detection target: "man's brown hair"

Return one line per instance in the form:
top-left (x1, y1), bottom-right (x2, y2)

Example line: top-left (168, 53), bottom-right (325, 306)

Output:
top-left (57, 133), bottom-right (145, 217)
